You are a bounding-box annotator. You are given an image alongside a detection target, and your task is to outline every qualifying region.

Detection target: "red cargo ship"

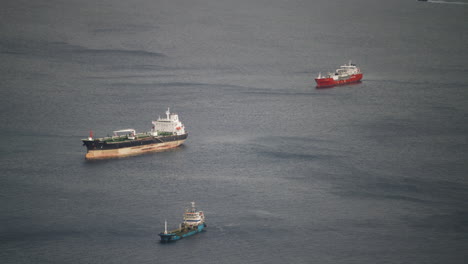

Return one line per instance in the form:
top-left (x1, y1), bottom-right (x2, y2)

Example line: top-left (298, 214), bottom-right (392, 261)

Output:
top-left (315, 61), bottom-right (363, 88)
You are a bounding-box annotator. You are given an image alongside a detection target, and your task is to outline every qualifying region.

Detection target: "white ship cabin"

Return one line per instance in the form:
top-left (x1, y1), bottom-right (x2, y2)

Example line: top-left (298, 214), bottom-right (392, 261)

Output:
top-left (319, 61), bottom-right (360, 80)
top-left (183, 202), bottom-right (204, 227)
top-left (336, 61), bottom-right (361, 75)
top-left (151, 108), bottom-right (186, 136)
top-left (322, 61), bottom-right (360, 80)
top-left (113, 129), bottom-right (136, 139)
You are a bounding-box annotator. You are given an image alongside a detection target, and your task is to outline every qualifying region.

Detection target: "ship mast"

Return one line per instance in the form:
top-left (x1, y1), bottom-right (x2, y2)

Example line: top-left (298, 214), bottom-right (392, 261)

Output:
top-left (164, 220), bottom-right (168, 234)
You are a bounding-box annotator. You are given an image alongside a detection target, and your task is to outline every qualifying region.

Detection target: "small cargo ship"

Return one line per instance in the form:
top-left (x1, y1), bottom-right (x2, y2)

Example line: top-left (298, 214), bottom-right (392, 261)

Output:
top-left (315, 61), bottom-right (363, 88)
top-left (82, 108), bottom-right (187, 160)
top-left (159, 202), bottom-right (206, 243)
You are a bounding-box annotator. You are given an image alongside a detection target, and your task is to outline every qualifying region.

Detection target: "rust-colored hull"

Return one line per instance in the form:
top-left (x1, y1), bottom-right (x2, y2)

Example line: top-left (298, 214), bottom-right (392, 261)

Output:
top-left (85, 139), bottom-right (186, 160)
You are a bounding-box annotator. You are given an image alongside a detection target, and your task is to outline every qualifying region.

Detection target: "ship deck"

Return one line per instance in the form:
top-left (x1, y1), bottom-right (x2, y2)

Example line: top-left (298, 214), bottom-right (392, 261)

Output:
top-left (102, 134), bottom-right (151, 143)
top-left (83, 132), bottom-right (176, 143)
top-left (168, 225), bottom-right (201, 236)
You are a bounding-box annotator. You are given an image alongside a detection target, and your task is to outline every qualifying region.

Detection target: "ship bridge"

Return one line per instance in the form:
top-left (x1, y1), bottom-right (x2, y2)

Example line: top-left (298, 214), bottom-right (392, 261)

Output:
top-left (151, 108), bottom-right (186, 136)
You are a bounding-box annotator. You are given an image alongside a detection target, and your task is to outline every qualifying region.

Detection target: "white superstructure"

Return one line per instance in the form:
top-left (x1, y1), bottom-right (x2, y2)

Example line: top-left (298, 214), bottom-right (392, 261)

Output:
top-left (151, 108), bottom-right (186, 136)
top-left (113, 129), bottom-right (136, 139)
top-left (183, 202), bottom-right (205, 227)
top-left (321, 61), bottom-right (361, 80)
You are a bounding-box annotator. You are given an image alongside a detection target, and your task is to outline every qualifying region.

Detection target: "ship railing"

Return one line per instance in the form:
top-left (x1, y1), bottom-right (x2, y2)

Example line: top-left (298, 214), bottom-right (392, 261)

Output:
top-left (94, 132), bottom-right (159, 143)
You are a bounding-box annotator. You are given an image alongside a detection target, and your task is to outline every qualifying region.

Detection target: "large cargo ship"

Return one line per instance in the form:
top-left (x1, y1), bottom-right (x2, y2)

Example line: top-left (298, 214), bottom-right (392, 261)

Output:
top-left (82, 108), bottom-right (187, 160)
top-left (315, 61), bottom-right (363, 88)
top-left (159, 202), bottom-right (206, 243)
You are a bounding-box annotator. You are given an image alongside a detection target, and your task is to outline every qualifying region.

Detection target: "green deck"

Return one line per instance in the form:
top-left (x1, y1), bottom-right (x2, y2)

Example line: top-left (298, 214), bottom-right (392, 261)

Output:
top-left (83, 132), bottom-right (176, 142)
top-left (168, 226), bottom-right (197, 236)
top-left (102, 133), bottom-right (152, 143)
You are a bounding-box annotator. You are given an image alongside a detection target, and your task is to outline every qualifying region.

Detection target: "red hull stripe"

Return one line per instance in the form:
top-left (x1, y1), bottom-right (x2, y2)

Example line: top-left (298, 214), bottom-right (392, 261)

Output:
top-left (315, 74), bottom-right (363, 87)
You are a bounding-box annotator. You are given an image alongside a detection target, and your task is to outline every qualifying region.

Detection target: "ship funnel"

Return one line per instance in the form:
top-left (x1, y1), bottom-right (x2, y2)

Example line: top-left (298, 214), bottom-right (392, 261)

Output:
top-left (166, 108), bottom-right (170, 120)
top-left (318, 72), bottom-right (322, 78)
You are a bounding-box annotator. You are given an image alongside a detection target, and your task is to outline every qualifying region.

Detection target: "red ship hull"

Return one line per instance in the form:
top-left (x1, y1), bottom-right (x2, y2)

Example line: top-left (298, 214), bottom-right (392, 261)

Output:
top-left (315, 73), bottom-right (363, 88)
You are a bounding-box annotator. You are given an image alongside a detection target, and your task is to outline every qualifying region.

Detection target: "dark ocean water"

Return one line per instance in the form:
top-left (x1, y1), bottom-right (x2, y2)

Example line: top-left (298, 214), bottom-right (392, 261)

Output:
top-left (1, 0), bottom-right (468, 263)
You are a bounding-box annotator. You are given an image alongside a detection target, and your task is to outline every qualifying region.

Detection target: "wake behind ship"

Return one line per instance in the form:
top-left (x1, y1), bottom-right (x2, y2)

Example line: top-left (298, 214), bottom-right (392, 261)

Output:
top-left (82, 108), bottom-right (187, 160)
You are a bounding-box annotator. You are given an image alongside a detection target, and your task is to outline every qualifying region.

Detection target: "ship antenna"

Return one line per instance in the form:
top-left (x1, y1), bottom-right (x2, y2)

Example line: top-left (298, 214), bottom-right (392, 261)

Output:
top-left (164, 220), bottom-right (168, 234)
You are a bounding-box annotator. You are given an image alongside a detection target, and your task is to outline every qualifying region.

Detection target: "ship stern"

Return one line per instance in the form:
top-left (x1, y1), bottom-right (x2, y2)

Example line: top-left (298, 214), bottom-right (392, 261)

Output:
top-left (159, 233), bottom-right (178, 243)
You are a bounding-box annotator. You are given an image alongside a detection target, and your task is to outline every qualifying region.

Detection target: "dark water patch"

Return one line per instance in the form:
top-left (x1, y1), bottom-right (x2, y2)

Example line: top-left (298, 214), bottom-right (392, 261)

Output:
top-left (74, 47), bottom-right (165, 58)
top-left (255, 135), bottom-right (334, 145)
top-left (1, 129), bottom-right (84, 139)
top-left (107, 82), bottom-right (206, 88)
top-left (0, 40), bottom-right (165, 61)
top-left (236, 210), bottom-right (290, 232)
top-left (1, 50), bottom-right (23, 55)
top-left (107, 64), bottom-right (177, 71)
top-left (362, 117), bottom-right (451, 139)
top-left (430, 104), bottom-right (459, 113)
top-left (419, 63), bottom-right (468, 74)
top-left (421, 160), bottom-right (468, 180)
top-left (235, 82), bottom-right (361, 95)
top-left (148, 82), bottom-right (207, 87)
top-left (426, 179), bottom-right (468, 202)
top-left (250, 136), bottom-right (339, 161)
top-left (333, 217), bottom-right (393, 230)
top-left (87, 74), bottom-right (176, 80)
top-left (254, 147), bottom-right (330, 161)
top-left (373, 78), bottom-right (468, 87)
top-left (156, 82), bottom-right (254, 91)
top-left (330, 173), bottom-right (468, 207)
top-left (0, 230), bottom-right (83, 244)
top-left (407, 211), bottom-right (468, 234)
top-left (339, 190), bottom-right (432, 204)
top-left (92, 24), bottom-right (157, 34)
top-left (0, 226), bottom-right (152, 245)
top-left (241, 89), bottom-right (325, 97)
top-left (106, 82), bottom-right (257, 93)
top-left (427, 0), bottom-right (468, 5)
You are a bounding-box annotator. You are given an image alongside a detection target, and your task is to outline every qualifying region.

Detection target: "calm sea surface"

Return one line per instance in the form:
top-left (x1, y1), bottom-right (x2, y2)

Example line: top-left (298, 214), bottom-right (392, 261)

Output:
top-left (1, 0), bottom-right (468, 263)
